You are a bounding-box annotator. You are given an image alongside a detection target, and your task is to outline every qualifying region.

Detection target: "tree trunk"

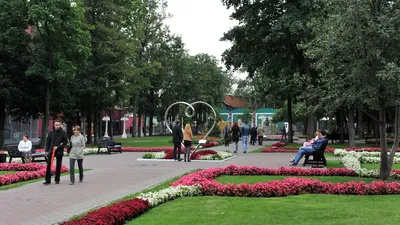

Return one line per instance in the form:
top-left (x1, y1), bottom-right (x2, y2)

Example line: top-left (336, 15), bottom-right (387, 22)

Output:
top-left (137, 108), bottom-right (142, 137)
top-left (86, 98), bottom-right (93, 144)
top-left (132, 94), bottom-right (139, 137)
top-left (339, 106), bottom-right (345, 144)
top-left (287, 96), bottom-right (293, 143)
top-left (0, 99), bottom-right (6, 148)
top-left (40, 82), bottom-right (51, 148)
top-left (348, 105), bottom-right (356, 147)
top-left (87, 112), bottom-right (92, 144)
top-left (303, 117), bottom-right (307, 135)
top-left (66, 119), bottom-right (73, 139)
top-left (109, 108), bottom-right (113, 140)
top-left (388, 105), bottom-right (400, 172)
top-left (149, 90), bottom-right (154, 136)
top-left (379, 103), bottom-right (389, 180)
top-left (305, 98), bottom-right (314, 140)
top-left (357, 107), bottom-right (364, 138)
top-left (93, 110), bottom-right (98, 144)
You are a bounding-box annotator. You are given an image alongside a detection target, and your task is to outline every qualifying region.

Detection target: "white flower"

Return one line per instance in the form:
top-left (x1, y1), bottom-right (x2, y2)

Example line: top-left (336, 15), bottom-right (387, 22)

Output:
top-left (137, 185), bottom-right (202, 207)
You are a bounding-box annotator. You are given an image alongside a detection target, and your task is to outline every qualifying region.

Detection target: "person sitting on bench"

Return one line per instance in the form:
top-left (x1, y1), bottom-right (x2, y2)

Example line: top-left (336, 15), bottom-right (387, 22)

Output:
top-left (302, 133), bottom-right (319, 147)
top-left (290, 130), bottom-right (327, 166)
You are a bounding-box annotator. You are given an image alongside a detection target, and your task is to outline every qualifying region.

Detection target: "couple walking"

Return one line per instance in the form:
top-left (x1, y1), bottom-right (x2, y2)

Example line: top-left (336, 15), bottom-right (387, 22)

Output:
top-left (43, 120), bottom-right (85, 185)
top-left (230, 121), bottom-right (251, 153)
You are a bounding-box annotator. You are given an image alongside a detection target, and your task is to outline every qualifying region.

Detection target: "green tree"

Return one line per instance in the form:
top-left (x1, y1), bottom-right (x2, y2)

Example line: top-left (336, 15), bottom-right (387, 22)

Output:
top-left (27, 0), bottom-right (91, 147)
top-left (221, 0), bottom-right (322, 142)
top-left (0, 0), bottom-right (30, 148)
top-left (305, 0), bottom-right (400, 179)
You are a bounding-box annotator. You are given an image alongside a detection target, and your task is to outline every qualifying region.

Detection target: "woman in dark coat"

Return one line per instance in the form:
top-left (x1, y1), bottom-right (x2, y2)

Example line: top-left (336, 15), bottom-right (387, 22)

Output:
top-left (230, 122), bottom-right (241, 153)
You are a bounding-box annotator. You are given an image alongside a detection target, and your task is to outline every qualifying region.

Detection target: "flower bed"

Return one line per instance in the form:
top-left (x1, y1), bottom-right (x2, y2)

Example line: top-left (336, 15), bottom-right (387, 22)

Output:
top-left (65, 165), bottom-right (400, 225)
top-left (141, 149), bottom-right (234, 161)
top-left (0, 163), bottom-right (68, 186)
top-left (171, 165), bottom-right (400, 196)
top-left (334, 149), bottom-right (400, 179)
top-left (60, 198), bottom-right (149, 225)
top-left (137, 185), bottom-right (202, 207)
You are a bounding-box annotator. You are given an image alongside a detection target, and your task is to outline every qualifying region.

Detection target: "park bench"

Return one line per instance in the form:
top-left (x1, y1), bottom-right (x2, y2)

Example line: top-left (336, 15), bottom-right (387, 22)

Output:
top-left (6, 145), bottom-right (46, 163)
top-left (96, 137), bottom-right (122, 154)
top-left (303, 139), bottom-right (328, 168)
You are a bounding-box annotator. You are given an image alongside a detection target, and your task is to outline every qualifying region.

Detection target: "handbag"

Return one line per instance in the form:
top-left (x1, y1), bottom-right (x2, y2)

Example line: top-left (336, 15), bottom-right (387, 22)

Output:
top-left (66, 142), bottom-right (72, 154)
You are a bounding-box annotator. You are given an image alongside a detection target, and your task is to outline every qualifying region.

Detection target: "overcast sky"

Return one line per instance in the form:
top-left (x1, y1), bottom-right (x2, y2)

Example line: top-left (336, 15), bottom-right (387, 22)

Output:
top-left (165, 0), bottom-right (247, 79)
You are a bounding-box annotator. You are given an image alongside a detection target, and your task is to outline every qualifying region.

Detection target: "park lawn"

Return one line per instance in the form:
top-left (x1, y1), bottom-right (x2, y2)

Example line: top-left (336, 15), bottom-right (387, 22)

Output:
top-left (0, 168), bottom-right (91, 191)
top-left (114, 136), bottom-right (172, 147)
top-left (114, 135), bottom-right (218, 148)
top-left (361, 163), bottom-right (400, 170)
top-left (215, 175), bottom-right (378, 184)
top-left (127, 195), bottom-right (400, 225)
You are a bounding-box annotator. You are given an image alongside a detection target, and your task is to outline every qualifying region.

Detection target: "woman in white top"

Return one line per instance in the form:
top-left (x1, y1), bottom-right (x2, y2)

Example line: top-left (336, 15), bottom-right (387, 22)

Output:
top-left (18, 134), bottom-right (32, 163)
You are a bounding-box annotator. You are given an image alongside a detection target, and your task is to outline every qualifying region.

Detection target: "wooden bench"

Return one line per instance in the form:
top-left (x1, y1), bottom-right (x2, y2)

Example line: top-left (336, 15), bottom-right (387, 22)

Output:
top-left (31, 148), bottom-right (47, 162)
top-left (303, 140), bottom-right (328, 168)
top-left (6, 145), bottom-right (46, 163)
top-left (96, 137), bottom-right (122, 154)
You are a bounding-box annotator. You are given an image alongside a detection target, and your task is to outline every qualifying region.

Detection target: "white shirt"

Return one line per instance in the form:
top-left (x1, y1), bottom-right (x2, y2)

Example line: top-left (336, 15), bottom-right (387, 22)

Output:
top-left (18, 140), bottom-right (32, 152)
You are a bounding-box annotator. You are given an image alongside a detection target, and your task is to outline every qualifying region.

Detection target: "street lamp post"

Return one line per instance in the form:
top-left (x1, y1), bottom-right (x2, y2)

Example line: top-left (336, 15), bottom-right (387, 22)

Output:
top-left (121, 116), bottom-right (128, 139)
top-left (102, 116), bottom-right (110, 138)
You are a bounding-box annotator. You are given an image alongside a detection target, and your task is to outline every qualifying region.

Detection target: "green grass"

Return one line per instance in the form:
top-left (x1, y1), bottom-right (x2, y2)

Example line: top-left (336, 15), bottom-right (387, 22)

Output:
top-left (114, 136), bottom-right (172, 147)
top-left (65, 169), bottom-right (200, 222)
top-left (361, 163), bottom-right (400, 170)
top-left (0, 171), bottom-right (16, 175)
top-left (0, 168), bottom-right (91, 191)
top-left (127, 195), bottom-right (400, 225)
top-left (215, 175), bottom-right (378, 184)
top-left (249, 147), bottom-right (265, 153)
top-left (327, 160), bottom-right (344, 168)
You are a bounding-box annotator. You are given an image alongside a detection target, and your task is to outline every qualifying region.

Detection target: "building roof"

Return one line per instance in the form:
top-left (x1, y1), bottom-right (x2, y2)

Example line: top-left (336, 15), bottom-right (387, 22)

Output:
top-left (231, 108), bottom-right (246, 113)
top-left (223, 95), bottom-right (247, 109)
top-left (220, 108), bottom-right (229, 114)
top-left (255, 108), bottom-right (276, 114)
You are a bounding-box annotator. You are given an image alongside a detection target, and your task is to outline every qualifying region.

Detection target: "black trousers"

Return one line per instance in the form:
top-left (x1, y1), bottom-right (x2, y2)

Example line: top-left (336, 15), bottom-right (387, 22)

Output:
top-left (45, 152), bottom-right (63, 183)
top-left (69, 158), bottom-right (84, 182)
top-left (224, 136), bottom-right (230, 146)
top-left (258, 136), bottom-right (263, 145)
top-left (173, 142), bottom-right (181, 160)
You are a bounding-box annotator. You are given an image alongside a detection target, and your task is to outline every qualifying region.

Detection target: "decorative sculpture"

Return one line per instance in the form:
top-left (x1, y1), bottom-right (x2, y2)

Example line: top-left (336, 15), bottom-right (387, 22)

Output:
top-left (164, 101), bottom-right (217, 153)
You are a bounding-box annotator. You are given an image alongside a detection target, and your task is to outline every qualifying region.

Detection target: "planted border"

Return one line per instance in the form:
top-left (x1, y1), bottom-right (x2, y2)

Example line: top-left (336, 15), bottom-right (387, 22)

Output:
top-left (0, 163), bottom-right (68, 186)
top-left (63, 165), bottom-right (400, 225)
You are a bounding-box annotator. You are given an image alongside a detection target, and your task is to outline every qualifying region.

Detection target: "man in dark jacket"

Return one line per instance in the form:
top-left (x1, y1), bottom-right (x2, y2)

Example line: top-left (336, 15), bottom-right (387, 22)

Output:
top-left (290, 130), bottom-right (327, 166)
top-left (172, 120), bottom-right (183, 161)
top-left (44, 120), bottom-right (69, 185)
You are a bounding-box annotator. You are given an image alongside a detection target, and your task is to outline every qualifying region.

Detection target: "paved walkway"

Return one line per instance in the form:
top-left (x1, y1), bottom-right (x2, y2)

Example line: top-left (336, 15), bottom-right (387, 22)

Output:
top-left (0, 141), bottom-right (300, 225)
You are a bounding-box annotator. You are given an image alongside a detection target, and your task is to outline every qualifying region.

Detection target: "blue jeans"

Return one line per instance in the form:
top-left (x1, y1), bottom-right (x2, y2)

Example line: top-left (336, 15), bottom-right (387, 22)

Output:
top-left (242, 136), bottom-right (248, 152)
top-left (293, 147), bottom-right (315, 164)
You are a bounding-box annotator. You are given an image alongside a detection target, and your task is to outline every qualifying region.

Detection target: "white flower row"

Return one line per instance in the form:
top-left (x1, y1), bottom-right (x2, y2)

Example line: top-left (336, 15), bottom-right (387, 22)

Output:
top-left (360, 157), bottom-right (400, 164)
top-left (340, 154), bottom-right (380, 178)
top-left (137, 185), bottom-right (202, 207)
top-left (334, 149), bottom-right (400, 158)
top-left (337, 149), bottom-right (400, 178)
top-left (200, 151), bottom-right (233, 160)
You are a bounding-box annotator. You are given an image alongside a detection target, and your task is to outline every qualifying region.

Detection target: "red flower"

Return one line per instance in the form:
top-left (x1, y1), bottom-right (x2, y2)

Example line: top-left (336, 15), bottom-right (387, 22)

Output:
top-left (0, 163), bottom-right (68, 186)
top-left (61, 198), bottom-right (149, 225)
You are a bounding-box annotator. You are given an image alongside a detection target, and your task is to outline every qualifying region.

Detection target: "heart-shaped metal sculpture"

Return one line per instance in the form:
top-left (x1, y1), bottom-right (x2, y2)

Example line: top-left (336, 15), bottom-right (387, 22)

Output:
top-left (164, 101), bottom-right (217, 153)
